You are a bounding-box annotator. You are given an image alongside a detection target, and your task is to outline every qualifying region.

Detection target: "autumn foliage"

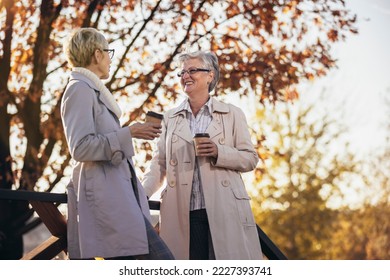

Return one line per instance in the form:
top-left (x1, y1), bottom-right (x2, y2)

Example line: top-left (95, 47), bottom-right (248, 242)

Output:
top-left (0, 0), bottom-right (357, 259)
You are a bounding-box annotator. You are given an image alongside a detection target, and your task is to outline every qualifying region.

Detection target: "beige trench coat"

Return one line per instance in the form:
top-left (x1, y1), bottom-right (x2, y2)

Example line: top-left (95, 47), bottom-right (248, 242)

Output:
top-left (143, 97), bottom-right (262, 260)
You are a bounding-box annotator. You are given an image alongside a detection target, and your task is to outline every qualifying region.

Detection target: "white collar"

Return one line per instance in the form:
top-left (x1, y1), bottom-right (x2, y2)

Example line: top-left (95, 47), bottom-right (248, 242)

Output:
top-left (72, 67), bottom-right (122, 118)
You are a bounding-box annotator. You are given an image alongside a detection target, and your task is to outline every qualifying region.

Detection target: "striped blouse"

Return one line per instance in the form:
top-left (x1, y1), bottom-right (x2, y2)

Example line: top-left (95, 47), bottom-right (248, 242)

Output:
top-left (177, 98), bottom-right (213, 211)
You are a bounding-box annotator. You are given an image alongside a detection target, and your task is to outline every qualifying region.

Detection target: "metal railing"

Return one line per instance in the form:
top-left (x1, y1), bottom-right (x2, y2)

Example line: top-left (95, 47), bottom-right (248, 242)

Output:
top-left (0, 189), bottom-right (287, 260)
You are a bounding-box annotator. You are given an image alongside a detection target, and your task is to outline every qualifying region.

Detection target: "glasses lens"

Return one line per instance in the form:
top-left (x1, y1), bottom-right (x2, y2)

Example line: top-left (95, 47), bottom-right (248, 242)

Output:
top-left (103, 49), bottom-right (114, 59)
top-left (178, 69), bottom-right (194, 77)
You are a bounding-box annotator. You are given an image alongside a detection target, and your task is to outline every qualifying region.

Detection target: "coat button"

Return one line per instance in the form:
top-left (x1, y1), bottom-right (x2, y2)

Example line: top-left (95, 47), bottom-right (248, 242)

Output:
top-left (170, 159), bottom-right (177, 166)
top-left (169, 180), bottom-right (176, 187)
top-left (219, 137), bottom-right (225, 145)
top-left (222, 179), bottom-right (230, 187)
top-left (172, 135), bottom-right (178, 142)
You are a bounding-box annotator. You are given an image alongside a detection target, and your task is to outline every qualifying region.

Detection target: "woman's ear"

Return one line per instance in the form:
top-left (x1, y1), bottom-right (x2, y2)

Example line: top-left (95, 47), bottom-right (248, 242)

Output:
top-left (92, 49), bottom-right (102, 64)
top-left (208, 71), bottom-right (214, 84)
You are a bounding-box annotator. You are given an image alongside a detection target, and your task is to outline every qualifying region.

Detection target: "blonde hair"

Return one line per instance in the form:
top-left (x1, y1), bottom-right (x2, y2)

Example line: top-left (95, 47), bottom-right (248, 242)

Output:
top-left (64, 28), bottom-right (108, 67)
top-left (178, 50), bottom-right (220, 93)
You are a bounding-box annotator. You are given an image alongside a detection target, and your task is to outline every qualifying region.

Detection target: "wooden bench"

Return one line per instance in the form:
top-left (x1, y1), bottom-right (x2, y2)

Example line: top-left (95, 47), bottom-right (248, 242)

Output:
top-left (0, 189), bottom-right (287, 260)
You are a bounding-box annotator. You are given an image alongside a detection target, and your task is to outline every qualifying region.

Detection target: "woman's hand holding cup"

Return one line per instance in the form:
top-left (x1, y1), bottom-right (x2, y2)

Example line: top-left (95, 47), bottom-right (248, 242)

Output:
top-left (194, 133), bottom-right (218, 158)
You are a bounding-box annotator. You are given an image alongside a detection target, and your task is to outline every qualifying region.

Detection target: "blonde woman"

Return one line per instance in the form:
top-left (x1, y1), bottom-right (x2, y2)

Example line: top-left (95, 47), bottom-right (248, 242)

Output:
top-left (61, 28), bottom-right (173, 260)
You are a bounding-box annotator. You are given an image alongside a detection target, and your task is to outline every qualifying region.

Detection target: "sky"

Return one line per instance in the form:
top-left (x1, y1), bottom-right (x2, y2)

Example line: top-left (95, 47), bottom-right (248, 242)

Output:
top-left (298, 0), bottom-right (390, 156)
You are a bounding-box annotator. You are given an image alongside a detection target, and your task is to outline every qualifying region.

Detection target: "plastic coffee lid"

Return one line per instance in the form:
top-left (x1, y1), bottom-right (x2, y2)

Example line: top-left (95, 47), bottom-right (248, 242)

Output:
top-left (146, 111), bottom-right (163, 119)
top-left (194, 133), bottom-right (210, 138)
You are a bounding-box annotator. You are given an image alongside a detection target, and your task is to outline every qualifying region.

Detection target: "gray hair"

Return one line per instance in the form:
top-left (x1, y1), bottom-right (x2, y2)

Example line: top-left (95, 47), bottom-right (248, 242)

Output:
top-left (178, 51), bottom-right (220, 93)
top-left (64, 28), bottom-right (108, 67)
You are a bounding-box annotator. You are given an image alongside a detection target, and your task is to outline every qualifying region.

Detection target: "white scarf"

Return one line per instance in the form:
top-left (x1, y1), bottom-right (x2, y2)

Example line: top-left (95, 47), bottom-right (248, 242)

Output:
top-left (73, 67), bottom-right (122, 118)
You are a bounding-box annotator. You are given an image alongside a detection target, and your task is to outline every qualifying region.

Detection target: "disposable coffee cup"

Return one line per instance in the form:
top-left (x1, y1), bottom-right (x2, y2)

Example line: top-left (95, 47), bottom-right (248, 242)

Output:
top-left (145, 111), bottom-right (163, 124)
top-left (193, 133), bottom-right (210, 156)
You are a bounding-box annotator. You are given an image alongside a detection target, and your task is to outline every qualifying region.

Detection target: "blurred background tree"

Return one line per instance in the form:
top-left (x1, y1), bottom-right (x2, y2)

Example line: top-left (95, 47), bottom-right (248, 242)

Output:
top-left (249, 96), bottom-right (363, 259)
top-left (0, 0), bottom-right (358, 259)
top-left (345, 93), bottom-right (390, 259)
top-left (329, 93), bottom-right (390, 260)
top-left (250, 91), bottom-right (390, 260)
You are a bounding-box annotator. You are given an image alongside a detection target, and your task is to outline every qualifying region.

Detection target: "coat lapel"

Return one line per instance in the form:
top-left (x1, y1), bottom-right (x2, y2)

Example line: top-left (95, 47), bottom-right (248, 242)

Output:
top-left (170, 111), bottom-right (193, 143)
top-left (169, 97), bottom-right (230, 143)
top-left (206, 114), bottom-right (223, 139)
top-left (96, 91), bottom-right (120, 120)
top-left (206, 98), bottom-right (230, 139)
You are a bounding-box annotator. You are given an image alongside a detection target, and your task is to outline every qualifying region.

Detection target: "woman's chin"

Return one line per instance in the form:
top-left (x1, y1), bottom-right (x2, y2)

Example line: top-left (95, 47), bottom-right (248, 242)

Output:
top-left (183, 86), bottom-right (193, 95)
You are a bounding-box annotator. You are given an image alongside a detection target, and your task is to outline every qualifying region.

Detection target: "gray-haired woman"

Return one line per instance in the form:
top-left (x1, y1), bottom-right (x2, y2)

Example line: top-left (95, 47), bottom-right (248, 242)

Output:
top-left (143, 50), bottom-right (263, 260)
top-left (61, 27), bottom-right (173, 260)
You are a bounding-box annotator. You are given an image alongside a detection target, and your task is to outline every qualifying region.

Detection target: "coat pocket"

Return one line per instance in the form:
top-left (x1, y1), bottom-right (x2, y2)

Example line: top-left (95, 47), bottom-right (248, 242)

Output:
top-left (230, 186), bottom-right (256, 226)
top-left (83, 162), bottom-right (105, 202)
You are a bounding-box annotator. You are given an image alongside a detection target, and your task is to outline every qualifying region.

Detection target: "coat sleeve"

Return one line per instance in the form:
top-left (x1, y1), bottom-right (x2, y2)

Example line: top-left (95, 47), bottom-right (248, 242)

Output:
top-left (213, 106), bottom-right (259, 172)
top-left (61, 81), bottom-right (134, 164)
top-left (142, 115), bottom-right (168, 198)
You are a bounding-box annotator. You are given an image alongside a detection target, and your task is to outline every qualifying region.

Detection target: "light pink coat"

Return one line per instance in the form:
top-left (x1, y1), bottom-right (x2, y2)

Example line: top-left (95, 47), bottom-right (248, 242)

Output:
top-left (61, 72), bottom-right (151, 259)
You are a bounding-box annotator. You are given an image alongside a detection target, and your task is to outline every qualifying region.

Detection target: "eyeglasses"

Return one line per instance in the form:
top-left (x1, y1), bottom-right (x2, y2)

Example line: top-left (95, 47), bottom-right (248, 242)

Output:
top-left (177, 68), bottom-right (210, 77)
top-left (103, 49), bottom-right (115, 59)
